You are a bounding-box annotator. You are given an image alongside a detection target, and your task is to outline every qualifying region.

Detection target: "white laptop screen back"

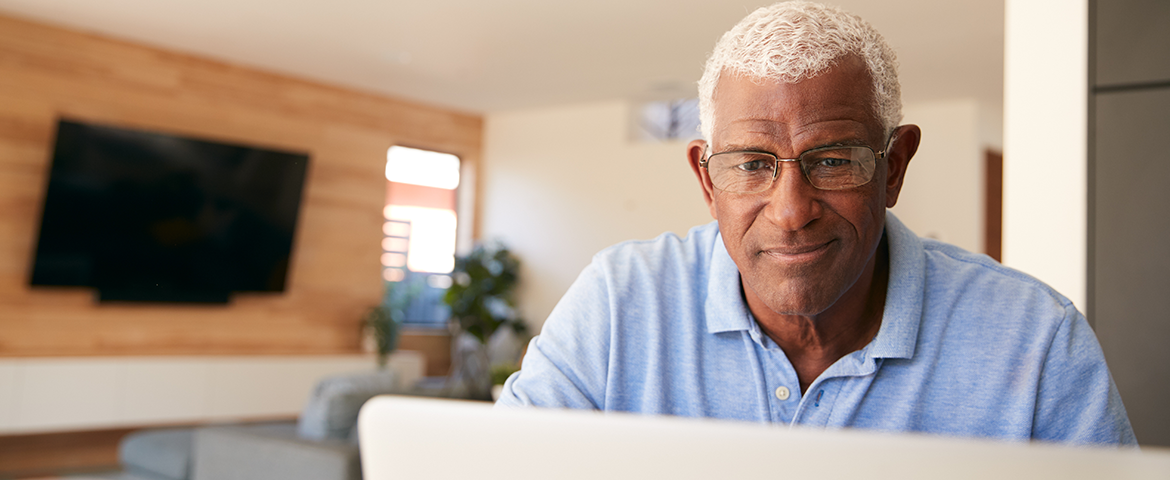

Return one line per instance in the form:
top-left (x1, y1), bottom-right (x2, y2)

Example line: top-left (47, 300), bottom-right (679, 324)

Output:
top-left (359, 395), bottom-right (1170, 480)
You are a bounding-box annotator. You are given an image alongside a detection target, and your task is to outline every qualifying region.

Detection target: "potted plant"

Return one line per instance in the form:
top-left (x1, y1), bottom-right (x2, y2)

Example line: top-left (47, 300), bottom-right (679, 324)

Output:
top-left (364, 277), bottom-right (421, 369)
top-left (443, 242), bottom-right (527, 399)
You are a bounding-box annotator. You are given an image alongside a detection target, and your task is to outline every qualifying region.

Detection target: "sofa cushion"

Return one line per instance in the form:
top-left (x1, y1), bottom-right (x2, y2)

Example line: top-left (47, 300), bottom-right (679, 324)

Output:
top-left (296, 370), bottom-right (399, 442)
top-left (119, 427), bottom-right (194, 480)
top-left (193, 424), bottom-right (359, 480)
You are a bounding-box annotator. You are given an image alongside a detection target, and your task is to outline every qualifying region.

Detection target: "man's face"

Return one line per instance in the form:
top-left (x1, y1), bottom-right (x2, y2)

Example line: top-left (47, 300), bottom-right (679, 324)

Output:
top-left (688, 57), bottom-right (914, 318)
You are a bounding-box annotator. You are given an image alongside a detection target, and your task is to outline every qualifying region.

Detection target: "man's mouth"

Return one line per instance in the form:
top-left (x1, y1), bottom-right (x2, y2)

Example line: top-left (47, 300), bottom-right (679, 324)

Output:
top-left (760, 240), bottom-right (834, 263)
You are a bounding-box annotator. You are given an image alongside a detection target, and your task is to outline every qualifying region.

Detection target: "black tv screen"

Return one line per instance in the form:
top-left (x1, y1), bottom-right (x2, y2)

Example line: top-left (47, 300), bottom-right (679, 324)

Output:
top-left (30, 119), bottom-right (310, 303)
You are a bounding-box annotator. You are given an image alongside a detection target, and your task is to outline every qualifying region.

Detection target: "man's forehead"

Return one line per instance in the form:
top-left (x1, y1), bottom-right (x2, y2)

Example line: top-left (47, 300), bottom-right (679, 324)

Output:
top-left (709, 62), bottom-right (881, 148)
top-left (714, 118), bottom-right (872, 147)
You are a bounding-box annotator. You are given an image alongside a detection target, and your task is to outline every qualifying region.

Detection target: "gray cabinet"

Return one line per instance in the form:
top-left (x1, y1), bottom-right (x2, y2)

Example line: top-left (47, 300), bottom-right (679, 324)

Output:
top-left (1093, 88), bottom-right (1170, 446)
top-left (1095, 0), bottom-right (1170, 87)
top-left (1091, 0), bottom-right (1170, 447)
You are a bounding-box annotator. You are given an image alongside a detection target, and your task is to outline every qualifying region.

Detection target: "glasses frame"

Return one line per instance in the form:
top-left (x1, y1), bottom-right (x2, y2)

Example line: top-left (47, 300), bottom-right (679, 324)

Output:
top-left (699, 130), bottom-right (899, 193)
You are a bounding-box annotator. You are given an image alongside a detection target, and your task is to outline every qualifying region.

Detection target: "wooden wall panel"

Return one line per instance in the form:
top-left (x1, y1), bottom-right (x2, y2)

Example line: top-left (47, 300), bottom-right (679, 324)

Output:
top-left (0, 14), bottom-right (482, 357)
top-left (0, 426), bottom-right (134, 477)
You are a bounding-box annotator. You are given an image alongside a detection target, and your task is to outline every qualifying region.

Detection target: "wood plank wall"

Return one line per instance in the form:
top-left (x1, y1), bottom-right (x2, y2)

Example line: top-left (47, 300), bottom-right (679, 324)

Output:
top-left (0, 426), bottom-right (138, 477)
top-left (0, 14), bottom-right (481, 357)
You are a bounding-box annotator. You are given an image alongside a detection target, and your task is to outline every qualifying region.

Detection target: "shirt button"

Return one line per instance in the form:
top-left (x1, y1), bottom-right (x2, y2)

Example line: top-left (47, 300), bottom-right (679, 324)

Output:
top-left (775, 386), bottom-right (791, 401)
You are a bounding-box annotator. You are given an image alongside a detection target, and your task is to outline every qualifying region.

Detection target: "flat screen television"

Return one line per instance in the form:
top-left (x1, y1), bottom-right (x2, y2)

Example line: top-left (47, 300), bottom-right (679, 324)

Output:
top-left (29, 119), bottom-right (311, 303)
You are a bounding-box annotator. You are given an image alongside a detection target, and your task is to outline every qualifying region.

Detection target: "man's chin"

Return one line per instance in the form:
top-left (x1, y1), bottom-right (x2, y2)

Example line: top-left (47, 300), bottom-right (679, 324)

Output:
top-left (743, 262), bottom-right (860, 319)
top-left (768, 305), bottom-right (832, 318)
top-left (756, 291), bottom-right (838, 318)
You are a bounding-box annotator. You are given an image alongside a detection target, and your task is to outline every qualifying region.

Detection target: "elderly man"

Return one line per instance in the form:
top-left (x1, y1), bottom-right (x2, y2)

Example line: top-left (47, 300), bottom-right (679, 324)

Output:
top-left (496, 1), bottom-right (1135, 445)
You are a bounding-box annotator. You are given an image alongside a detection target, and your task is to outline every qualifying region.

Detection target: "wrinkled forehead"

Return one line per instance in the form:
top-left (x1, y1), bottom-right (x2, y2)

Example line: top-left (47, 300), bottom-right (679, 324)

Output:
top-left (710, 57), bottom-right (883, 146)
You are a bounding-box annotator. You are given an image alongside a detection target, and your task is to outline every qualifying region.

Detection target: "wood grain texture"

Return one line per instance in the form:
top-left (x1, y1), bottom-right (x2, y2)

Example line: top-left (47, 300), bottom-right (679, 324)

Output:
top-left (0, 426), bottom-right (132, 477)
top-left (0, 417), bottom-right (298, 477)
top-left (0, 14), bottom-right (482, 357)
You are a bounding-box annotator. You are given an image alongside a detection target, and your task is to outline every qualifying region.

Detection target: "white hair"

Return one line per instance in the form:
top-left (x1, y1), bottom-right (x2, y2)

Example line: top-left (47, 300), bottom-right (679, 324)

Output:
top-left (697, 1), bottom-right (902, 141)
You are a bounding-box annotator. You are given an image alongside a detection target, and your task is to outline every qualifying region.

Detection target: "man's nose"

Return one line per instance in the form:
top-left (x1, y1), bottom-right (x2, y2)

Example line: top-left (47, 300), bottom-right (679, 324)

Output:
top-left (763, 162), bottom-right (822, 231)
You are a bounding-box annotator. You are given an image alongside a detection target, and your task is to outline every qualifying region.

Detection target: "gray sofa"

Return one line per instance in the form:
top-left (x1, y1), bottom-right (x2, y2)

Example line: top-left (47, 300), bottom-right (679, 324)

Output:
top-left (119, 370), bottom-right (402, 480)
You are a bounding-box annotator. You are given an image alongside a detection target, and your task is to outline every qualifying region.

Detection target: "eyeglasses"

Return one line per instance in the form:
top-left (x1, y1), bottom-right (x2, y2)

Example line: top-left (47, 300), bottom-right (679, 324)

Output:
top-left (700, 142), bottom-right (887, 194)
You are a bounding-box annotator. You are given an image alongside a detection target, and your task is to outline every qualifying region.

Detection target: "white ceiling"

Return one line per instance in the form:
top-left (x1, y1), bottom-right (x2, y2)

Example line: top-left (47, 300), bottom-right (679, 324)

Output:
top-left (0, 0), bottom-right (1004, 114)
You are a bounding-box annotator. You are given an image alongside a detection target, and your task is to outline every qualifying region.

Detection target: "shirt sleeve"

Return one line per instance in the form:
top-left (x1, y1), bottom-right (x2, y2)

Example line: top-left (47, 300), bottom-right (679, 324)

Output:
top-left (1031, 304), bottom-right (1137, 445)
top-left (494, 259), bottom-right (613, 410)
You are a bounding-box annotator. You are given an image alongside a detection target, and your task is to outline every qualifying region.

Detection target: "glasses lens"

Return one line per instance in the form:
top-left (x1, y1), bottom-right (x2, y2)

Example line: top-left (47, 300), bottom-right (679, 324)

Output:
top-left (707, 152), bottom-right (776, 193)
top-left (799, 147), bottom-right (876, 190)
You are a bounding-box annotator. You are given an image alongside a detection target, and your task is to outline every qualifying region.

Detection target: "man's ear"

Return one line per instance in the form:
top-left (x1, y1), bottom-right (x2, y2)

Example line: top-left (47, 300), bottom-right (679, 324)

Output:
top-left (884, 124), bottom-right (920, 209)
top-left (687, 139), bottom-right (718, 218)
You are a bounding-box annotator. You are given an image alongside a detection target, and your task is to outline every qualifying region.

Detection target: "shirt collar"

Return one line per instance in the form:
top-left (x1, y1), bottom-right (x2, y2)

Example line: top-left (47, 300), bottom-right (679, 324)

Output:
top-left (704, 232), bottom-right (756, 334)
top-left (703, 211), bottom-right (925, 360)
top-left (866, 212), bottom-right (924, 360)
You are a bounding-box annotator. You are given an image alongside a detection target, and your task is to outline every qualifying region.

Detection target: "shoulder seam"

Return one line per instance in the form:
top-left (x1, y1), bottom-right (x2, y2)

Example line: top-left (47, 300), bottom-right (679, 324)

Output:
top-left (921, 242), bottom-right (1073, 309)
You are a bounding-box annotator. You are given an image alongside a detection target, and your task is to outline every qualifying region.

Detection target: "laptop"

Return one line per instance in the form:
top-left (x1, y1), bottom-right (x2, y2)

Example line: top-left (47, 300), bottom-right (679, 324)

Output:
top-left (358, 395), bottom-right (1170, 479)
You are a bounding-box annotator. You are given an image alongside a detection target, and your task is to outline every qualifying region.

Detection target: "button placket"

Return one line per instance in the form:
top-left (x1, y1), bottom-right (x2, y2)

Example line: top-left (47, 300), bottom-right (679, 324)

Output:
top-left (749, 331), bottom-right (801, 423)
top-left (790, 379), bottom-right (843, 426)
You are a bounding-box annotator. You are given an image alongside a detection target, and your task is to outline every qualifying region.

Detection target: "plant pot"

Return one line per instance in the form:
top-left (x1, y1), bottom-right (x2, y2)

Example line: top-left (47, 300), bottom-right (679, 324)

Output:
top-left (448, 332), bottom-right (493, 400)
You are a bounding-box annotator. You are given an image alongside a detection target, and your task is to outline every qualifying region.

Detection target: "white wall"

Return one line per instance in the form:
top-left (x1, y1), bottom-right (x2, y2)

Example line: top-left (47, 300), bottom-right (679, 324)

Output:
top-left (481, 101), bottom-right (712, 332)
top-left (892, 99), bottom-right (1002, 254)
top-left (0, 352), bottom-right (423, 434)
top-left (1003, 0), bottom-right (1088, 309)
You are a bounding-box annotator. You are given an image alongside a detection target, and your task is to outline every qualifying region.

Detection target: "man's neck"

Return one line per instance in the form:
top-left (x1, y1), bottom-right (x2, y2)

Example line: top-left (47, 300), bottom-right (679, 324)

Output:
top-left (748, 235), bottom-right (890, 394)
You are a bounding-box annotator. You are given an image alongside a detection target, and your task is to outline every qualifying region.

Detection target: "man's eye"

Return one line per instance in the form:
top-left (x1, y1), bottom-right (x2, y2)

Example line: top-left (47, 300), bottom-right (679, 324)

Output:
top-left (816, 157), bottom-right (852, 168)
top-left (735, 159), bottom-right (772, 172)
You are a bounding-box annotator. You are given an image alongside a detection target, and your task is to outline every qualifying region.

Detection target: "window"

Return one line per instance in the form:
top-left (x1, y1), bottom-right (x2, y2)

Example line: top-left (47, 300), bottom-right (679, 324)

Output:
top-left (382, 146), bottom-right (462, 325)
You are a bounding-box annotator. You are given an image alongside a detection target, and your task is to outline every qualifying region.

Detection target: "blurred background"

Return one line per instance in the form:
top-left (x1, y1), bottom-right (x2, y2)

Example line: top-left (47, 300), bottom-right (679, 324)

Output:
top-left (0, 0), bottom-right (1167, 476)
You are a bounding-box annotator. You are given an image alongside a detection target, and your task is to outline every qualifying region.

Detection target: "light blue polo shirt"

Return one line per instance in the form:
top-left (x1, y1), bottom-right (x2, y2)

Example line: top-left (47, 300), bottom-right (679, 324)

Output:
top-left (497, 213), bottom-right (1136, 446)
